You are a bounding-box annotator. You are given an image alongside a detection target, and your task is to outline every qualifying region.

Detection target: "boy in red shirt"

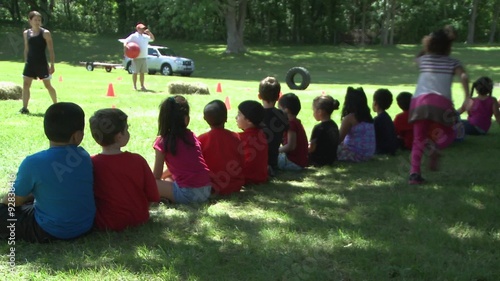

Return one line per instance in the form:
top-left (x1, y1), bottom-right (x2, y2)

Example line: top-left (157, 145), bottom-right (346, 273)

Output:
top-left (89, 108), bottom-right (160, 231)
top-left (236, 100), bottom-right (268, 185)
top-left (198, 100), bottom-right (245, 195)
top-left (393, 92), bottom-right (414, 150)
top-left (278, 93), bottom-right (309, 170)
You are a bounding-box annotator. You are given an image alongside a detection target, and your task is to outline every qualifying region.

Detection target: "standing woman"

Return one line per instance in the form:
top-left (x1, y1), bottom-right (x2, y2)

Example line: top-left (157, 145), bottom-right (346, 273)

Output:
top-left (20, 11), bottom-right (57, 114)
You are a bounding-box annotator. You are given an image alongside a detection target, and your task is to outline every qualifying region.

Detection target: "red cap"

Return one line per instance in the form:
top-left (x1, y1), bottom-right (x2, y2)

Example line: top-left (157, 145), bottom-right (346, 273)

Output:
top-left (136, 23), bottom-right (146, 30)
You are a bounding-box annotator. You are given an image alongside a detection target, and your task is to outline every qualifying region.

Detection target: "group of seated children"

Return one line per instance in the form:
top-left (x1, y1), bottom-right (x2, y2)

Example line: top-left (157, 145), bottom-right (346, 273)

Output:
top-left (2, 76), bottom-right (499, 243)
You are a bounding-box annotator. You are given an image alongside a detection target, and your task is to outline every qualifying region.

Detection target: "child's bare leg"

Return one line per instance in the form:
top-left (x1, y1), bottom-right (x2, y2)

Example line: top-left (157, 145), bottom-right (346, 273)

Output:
top-left (42, 79), bottom-right (57, 103)
top-left (156, 179), bottom-right (175, 203)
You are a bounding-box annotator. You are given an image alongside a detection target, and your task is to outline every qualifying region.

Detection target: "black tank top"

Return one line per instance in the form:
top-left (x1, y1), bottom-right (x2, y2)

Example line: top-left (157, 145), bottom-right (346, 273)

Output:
top-left (27, 28), bottom-right (47, 64)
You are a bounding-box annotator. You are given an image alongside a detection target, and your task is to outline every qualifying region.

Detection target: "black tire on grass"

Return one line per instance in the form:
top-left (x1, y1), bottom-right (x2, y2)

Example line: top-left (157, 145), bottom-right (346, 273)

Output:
top-left (285, 67), bottom-right (311, 90)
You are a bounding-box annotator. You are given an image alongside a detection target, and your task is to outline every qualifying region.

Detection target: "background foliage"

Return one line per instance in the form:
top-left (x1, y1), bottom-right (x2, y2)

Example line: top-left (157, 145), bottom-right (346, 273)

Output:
top-left (1, 0), bottom-right (499, 45)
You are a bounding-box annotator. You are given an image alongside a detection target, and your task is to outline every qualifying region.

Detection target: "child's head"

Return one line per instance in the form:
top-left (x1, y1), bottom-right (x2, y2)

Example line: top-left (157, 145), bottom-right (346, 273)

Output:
top-left (278, 93), bottom-right (301, 116)
top-left (396, 92), bottom-right (412, 111)
top-left (422, 26), bottom-right (455, 56)
top-left (204, 100), bottom-right (227, 128)
top-left (89, 108), bottom-right (129, 147)
top-left (44, 102), bottom-right (85, 144)
top-left (341, 87), bottom-right (373, 122)
top-left (258, 76), bottom-right (281, 102)
top-left (237, 100), bottom-right (264, 130)
top-left (312, 95), bottom-right (339, 121)
top-left (373, 88), bottom-right (393, 112)
top-left (471, 77), bottom-right (493, 97)
top-left (158, 95), bottom-right (190, 155)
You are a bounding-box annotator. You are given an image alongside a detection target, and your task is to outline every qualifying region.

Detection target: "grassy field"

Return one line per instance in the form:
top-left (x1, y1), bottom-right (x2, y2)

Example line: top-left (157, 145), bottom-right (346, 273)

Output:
top-left (1, 27), bottom-right (500, 280)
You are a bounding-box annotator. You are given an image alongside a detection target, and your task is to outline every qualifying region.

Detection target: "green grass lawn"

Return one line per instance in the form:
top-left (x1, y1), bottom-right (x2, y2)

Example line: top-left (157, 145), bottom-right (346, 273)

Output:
top-left (1, 28), bottom-right (500, 280)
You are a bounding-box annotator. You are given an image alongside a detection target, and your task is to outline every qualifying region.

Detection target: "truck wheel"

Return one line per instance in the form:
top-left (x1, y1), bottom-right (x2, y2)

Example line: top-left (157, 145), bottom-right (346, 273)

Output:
top-left (86, 62), bottom-right (94, 71)
top-left (161, 64), bottom-right (173, 76)
top-left (285, 67), bottom-right (310, 90)
top-left (105, 66), bottom-right (112, 72)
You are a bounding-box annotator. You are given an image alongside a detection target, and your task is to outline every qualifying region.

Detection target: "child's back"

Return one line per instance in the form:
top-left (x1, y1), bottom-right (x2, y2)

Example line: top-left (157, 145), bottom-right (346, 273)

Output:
top-left (394, 92), bottom-right (414, 150)
top-left (0, 102), bottom-right (95, 242)
top-left (460, 76), bottom-right (500, 135)
top-left (259, 77), bottom-right (289, 171)
top-left (90, 108), bottom-right (159, 231)
top-left (154, 131), bottom-right (211, 188)
top-left (263, 107), bottom-right (288, 169)
top-left (309, 95), bottom-right (340, 166)
top-left (19, 146), bottom-right (95, 238)
top-left (374, 111), bottom-right (398, 154)
top-left (278, 93), bottom-right (309, 169)
top-left (92, 152), bottom-right (159, 230)
top-left (198, 100), bottom-right (245, 195)
top-left (467, 96), bottom-right (495, 132)
top-left (372, 89), bottom-right (399, 155)
top-left (237, 100), bottom-right (268, 184)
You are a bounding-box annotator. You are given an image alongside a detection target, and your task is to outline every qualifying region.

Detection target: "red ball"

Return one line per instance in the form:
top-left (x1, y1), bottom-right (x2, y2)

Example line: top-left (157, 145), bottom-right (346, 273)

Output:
top-left (125, 42), bottom-right (140, 59)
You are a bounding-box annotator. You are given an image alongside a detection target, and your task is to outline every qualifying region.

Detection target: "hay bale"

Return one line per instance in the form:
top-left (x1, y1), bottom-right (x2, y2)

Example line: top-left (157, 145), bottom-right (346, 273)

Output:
top-left (0, 82), bottom-right (22, 100)
top-left (167, 81), bottom-right (210, 95)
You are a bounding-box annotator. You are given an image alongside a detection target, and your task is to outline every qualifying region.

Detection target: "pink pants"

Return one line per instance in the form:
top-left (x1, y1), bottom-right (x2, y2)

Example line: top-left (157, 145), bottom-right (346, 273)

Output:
top-left (410, 120), bottom-right (455, 174)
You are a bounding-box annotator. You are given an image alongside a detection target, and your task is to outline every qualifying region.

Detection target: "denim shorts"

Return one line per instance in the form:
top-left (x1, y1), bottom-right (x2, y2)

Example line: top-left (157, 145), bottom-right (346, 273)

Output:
top-left (277, 153), bottom-right (303, 171)
top-left (172, 181), bottom-right (211, 204)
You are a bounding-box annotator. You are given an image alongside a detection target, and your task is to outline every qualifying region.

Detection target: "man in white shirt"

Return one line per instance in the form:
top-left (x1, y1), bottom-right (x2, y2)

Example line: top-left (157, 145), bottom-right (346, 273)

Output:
top-left (124, 23), bottom-right (155, 91)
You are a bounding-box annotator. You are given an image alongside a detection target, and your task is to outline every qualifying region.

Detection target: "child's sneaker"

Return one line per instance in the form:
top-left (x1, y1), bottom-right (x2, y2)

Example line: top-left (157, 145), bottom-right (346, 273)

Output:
top-left (408, 173), bottom-right (425, 185)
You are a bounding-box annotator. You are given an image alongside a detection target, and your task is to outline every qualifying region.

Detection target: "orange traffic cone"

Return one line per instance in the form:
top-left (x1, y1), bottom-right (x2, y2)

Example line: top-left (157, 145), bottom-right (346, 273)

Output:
top-left (224, 96), bottom-right (231, 110)
top-left (59, 76), bottom-right (63, 82)
top-left (107, 83), bottom-right (115, 97)
top-left (216, 82), bottom-right (222, 93)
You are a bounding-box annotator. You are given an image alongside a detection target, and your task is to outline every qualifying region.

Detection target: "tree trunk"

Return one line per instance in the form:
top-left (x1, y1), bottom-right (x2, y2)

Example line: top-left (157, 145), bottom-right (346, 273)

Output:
top-left (115, 0), bottom-right (128, 35)
top-left (489, 0), bottom-right (500, 43)
top-left (224, 0), bottom-right (248, 54)
top-left (381, 0), bottom-right (389, 45)
top-left (467, 0), bottom-right (480, 44)
top-left (361, 0), bottom-right (367, 46)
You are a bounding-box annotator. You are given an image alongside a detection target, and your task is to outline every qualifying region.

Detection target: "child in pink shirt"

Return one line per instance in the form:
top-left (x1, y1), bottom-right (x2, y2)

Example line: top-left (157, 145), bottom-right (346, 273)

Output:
top-left (153, 96), bottom-right (212, 204)
top-left (458, 77), bottom-right (500, 135)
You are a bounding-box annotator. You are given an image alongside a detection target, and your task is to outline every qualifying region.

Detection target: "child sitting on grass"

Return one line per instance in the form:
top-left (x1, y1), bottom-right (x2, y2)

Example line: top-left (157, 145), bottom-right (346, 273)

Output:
top-left (308, 95), bottom-right (340, 166)
top-left (89, 108), bottom-right (159, 231)
top-left (0, 102), bottom-right (95, 243)
top-left (337, 87), bottom-right (376, 162)
top-left (372, 88), bottom-right (399, 155)
top-left (393, 92), bottom-right (414, 150)
top-left (458, 76), bottom-right (500, 135)
top-left (198, 100), bottom-right (245, 195)
top-left (278, 93), bottom-right (309, 170)
top-left (153, 96), bottom-right (212, 204)
top-left (258, 76), bottom-right (289, 176)
top-left (236, 100), bottom-right (268, 184)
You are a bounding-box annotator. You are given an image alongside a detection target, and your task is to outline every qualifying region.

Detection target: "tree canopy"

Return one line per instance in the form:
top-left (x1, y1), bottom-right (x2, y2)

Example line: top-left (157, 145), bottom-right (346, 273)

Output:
top-left (1, 0), bottom-right (499, 53)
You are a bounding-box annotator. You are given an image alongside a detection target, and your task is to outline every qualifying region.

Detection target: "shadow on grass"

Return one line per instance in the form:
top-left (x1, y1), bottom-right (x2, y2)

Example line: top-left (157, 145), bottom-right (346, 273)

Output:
top-left (4, 143), bottom-right (499, 280)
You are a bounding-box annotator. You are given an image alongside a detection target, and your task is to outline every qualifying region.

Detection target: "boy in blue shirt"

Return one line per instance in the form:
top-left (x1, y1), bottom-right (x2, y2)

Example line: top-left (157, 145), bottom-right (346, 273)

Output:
top-left (0, 102), bottom-right (95, 243)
